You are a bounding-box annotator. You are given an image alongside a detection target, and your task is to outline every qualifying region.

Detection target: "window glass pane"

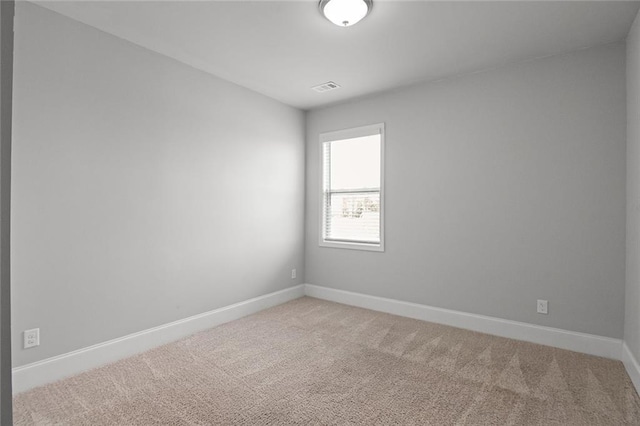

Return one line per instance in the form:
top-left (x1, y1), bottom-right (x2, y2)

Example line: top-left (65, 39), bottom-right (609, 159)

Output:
top-left (329, 135), bottom-right (380, 190)
top-left (322, 129), bottom-right (382, 247)
top-left (326, 192), bottom-right (380, 243)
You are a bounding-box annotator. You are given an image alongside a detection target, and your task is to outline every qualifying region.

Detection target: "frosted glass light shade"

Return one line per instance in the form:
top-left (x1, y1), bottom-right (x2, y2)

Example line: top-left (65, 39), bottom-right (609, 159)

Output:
top-left (320, 0), bottom-right (372, 27)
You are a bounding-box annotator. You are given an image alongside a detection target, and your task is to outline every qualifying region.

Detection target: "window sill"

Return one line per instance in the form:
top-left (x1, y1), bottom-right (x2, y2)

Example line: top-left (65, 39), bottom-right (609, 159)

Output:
top-left (319, 240), bottom-right (384, 252)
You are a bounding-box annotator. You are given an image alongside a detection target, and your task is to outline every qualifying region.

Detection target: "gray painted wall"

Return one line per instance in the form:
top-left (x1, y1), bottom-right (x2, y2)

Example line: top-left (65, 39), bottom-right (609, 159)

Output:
top-left (306, 44), bottom-right (627, 338)
top-left (1, 1), bottom-right (13, 421)
top-left (11, 3), bottom-right (305, 367)
top-left (626, 10), bottom-right (640, 360)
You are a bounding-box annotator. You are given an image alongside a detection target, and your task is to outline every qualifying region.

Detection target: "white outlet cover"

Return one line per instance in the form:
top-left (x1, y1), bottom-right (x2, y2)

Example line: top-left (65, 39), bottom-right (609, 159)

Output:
top-left (291, 269), bottom-right (297, 279)
top-left (537, 300), bottom-right (548, 315)
top-left (24, 328), bottom-right (40, 349)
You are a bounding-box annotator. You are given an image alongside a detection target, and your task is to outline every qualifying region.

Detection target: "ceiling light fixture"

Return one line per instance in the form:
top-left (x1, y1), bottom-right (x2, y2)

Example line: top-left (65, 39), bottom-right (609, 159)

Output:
top-left (319, 0), bottom-right (372, 27)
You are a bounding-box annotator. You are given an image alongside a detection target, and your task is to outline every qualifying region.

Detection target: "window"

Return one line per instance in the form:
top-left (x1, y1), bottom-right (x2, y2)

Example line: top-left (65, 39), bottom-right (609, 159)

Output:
top-left (320, 123), bottom-right (384, 251)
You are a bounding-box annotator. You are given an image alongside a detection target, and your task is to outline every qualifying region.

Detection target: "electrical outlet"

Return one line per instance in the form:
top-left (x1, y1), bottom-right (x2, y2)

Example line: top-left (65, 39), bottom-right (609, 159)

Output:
top-left (24, 328), bottom-right (39, 349)
top-left (291, 269), bottom-right (297, 279)
top-left (537, 300), bottom-right (548, 315)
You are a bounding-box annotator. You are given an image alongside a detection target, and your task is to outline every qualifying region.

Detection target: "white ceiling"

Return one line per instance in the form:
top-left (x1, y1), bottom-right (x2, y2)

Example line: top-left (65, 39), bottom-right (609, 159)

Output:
top-left (34, 1), bottom-right (640, 110)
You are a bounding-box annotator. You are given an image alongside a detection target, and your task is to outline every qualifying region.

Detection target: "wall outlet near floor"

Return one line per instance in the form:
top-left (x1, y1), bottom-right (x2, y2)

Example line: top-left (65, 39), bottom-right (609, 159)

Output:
top-left (24, 328), bottom-right (40, 349)
top-left (291, 269), bottom-right (297, 279)
top-left (537, 300), bottom-right (548, 315)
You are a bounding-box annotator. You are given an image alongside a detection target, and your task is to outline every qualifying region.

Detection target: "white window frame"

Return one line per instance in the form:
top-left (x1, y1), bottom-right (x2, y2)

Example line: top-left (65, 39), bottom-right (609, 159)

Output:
top-left (319, 123), bottom-right (385, 252)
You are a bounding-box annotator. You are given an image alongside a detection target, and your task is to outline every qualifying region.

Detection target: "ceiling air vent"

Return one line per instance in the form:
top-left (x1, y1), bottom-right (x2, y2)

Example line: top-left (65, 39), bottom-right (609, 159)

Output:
top-left (312, 81), bottom-right (341, 93)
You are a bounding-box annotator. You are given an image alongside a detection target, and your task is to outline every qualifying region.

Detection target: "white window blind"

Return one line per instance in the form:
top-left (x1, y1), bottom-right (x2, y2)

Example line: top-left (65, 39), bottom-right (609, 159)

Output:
top-left (320, 123), bottom-right (384, 251)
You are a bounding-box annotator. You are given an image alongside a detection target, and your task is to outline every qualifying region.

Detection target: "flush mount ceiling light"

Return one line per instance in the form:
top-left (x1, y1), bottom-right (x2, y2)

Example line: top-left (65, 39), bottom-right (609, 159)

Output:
top-left (319, 0), bottom-right (372, 27)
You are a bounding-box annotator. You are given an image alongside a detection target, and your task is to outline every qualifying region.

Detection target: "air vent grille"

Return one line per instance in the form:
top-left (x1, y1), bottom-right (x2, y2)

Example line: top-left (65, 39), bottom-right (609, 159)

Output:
top-left (312, 81), bottom-right (341, 93)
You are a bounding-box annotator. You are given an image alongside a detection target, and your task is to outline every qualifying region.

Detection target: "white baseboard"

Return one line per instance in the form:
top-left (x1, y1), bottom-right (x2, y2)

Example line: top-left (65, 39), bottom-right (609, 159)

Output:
top-left (12, 283), bottom-right (629, 395)
top-left (304, 284), bottom-right (623, 360)
top-left (12, 284), bottom-right (305, 394)
top-left (622, 342), bottom-right (640, 395)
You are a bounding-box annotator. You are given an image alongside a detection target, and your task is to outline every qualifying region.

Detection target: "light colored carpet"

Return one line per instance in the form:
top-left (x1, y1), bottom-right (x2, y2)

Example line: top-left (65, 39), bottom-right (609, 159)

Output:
top-left (13, 297), bottom-right (640, 425)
